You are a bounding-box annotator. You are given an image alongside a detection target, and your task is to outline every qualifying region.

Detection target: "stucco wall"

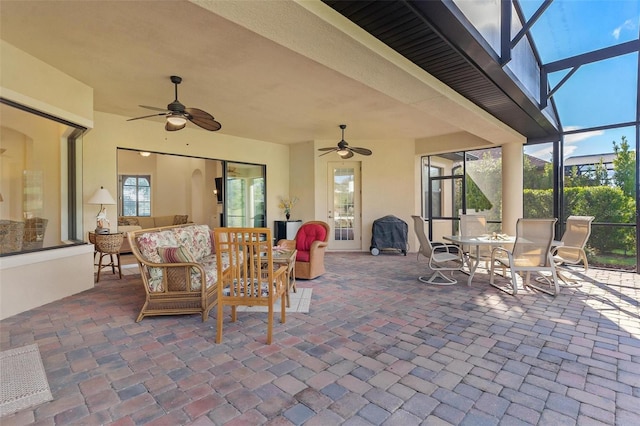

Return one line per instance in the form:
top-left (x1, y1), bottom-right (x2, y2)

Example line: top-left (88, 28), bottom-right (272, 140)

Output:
top-left (0, 40), bottom-right (95, 321)
top-left (83, 111), bottom-right (291, 241)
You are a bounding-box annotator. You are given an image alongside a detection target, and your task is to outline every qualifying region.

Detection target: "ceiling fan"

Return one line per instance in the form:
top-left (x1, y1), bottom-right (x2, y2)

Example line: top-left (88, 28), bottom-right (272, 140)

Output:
top-left (127, 75), bottom-right (221, 132)
top-left (318, 124), bottom-right (372, 159)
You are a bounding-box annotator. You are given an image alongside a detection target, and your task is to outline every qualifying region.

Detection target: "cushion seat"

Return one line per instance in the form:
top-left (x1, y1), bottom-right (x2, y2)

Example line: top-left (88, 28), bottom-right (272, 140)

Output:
top-left (277, 221), bottom-right (329, 280)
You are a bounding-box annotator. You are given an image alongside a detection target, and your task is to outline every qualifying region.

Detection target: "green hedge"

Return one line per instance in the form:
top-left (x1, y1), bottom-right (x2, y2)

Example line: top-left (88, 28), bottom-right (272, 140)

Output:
top-left (524, 186), bottom-right (636, 254)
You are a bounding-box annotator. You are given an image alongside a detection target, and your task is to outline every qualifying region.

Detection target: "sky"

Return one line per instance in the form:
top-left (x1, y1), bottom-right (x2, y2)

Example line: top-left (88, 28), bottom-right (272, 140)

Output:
top-left (518, 0), bottom-right (639, 161)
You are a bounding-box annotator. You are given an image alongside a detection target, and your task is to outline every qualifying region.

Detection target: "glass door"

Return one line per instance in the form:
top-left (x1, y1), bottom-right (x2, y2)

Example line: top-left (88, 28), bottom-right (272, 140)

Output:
top-left (225, 162), bottom-right (265, 227)
top-left (327, 161), bottom-right (361, 250)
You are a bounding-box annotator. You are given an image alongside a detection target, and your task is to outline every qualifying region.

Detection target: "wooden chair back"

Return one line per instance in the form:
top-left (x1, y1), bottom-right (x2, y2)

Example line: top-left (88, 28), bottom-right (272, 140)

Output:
top-left (214, 227), bottom-right (287, 344)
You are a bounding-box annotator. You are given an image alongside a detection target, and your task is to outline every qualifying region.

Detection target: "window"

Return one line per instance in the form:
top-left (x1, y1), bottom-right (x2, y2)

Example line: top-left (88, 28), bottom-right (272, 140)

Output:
top-left (120, 175), bottom-right (151, 216)
top-left (0, 100), bottom-right (85, 255)
top-left (422, 149), bottom-right (503, 239)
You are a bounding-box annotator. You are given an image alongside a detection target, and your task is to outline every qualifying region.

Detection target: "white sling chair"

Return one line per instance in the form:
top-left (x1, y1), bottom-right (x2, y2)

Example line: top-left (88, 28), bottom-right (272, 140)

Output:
top-left (411, 215), bottom-right (464, 285)
top-left (490, 218), bottom-right (559, 296)
top-left (459, 214), bottom-right (491, 269)
top-left (552, 215), bottom-right (595, 286)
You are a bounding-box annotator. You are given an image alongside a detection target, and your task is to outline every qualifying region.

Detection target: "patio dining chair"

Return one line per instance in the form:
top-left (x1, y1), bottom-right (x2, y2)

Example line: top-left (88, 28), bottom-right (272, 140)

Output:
top-left (490, 218), bottom-right (559, 296)
top-left (460, 214), bottom-right (491, 269)
top-left (411, 215), bottom-right (464, 285)
top-left (552, 215), bottom-right (595, 286)
top-left (214, 227), bottom-right (288, 345)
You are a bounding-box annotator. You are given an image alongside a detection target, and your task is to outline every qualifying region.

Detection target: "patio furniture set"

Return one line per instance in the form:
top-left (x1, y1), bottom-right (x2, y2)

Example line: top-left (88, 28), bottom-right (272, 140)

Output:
top-left (94, 221), bottom-right (330, 344)
top-left (412, 214), bottom-right (595, 296)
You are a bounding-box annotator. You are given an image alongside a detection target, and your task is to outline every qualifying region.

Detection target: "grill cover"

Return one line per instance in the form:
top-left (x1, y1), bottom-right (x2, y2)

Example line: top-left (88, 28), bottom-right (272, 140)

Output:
top-left (371, 215), bottom-right (408, 253)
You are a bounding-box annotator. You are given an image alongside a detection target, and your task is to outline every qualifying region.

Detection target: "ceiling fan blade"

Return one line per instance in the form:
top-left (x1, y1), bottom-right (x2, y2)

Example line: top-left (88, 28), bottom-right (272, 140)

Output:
top-left (127, 112), bottom-right (168, 121)
top-left (185, 108), bottom-right (221, 131)
top-left (319, 148), bottom-right (338, 156)
top-left (351, 147), bottom-right (373, 156)
top-left (139, 105), bottom-right (168, 112)
top-left (165, 121), bottom-right (186, 131)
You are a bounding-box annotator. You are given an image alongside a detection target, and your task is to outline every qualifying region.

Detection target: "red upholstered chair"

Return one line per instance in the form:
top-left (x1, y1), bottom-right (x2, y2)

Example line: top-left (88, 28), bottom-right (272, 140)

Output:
top-left (278, 221), bottom-right (329, 279)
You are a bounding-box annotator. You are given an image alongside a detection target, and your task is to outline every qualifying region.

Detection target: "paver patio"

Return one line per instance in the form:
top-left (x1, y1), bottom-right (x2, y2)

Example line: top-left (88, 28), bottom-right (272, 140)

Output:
top-left (1, 251), bottom-right (639, 425)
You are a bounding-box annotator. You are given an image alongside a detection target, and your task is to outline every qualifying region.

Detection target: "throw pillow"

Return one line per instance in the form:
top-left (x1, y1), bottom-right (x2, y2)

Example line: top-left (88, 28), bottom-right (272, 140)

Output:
top-left (157, 245), bottom-right (197, 264)
top-left (118, 217), bottom-right (140, 226)
top-left (173, 215), bottom-right (189, 225)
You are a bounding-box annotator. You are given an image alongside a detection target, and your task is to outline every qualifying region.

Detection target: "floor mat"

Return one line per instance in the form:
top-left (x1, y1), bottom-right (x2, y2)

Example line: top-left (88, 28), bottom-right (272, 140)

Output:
top-left (236, 288), bottom-right (312, 313)
top-left (0, 343), bottom-right (53, 417)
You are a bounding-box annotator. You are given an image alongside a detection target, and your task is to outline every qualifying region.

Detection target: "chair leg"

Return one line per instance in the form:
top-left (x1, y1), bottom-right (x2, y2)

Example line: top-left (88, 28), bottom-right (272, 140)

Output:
top-left (216, 303), bottom-right (224, 344)
top-left (556, 267), bottom-right (583, 287)
top-left (419, 270), bottom-right (457, 285)
top-left (96, 253), bottom-right (104, 283)
top-left (116, 253), bottom-right (122, 279)
top-left (510, 271), bottom-right (519, 295)
top-left (267, 306), bottom-right (273, 345)
top-left (281, 293), bottom-right (286, 324)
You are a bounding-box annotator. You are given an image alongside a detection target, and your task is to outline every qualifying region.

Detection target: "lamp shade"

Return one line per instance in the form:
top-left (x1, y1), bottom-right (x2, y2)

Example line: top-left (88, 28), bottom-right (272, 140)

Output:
top-left (88, 186), bottom-right (116, 205)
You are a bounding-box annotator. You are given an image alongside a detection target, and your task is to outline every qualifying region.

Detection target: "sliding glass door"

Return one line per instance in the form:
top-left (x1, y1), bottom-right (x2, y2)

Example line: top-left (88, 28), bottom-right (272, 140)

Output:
top-left (225, 162), bottom-right (266, 228)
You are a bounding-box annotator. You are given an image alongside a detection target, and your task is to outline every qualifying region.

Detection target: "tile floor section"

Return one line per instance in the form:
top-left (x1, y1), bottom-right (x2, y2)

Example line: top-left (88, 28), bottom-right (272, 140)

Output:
top-left (1, 252), bottom-right (639, 425)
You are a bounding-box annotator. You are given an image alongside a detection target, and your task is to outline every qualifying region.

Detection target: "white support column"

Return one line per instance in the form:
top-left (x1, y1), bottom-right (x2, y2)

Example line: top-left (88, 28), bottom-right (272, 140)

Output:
top-left (501, 142), bottom-right (524, 235)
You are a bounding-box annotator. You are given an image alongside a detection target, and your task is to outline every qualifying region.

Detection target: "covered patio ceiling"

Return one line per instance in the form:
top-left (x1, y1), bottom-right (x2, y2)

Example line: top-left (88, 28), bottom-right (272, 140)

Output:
top-left (0, 0), bottom-right (527, 146)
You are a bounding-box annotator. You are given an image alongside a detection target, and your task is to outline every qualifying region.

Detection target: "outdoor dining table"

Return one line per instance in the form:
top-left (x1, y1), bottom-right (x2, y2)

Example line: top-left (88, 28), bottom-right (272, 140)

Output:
top-left (443, 234), bottom-right (563, 287)
top-left (443, 234), bottom-right (515, 286)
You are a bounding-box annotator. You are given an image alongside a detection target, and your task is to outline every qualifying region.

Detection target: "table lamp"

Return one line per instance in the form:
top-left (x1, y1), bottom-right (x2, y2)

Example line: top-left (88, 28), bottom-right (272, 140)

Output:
top-left (88, 186), bottom-right (116, 234)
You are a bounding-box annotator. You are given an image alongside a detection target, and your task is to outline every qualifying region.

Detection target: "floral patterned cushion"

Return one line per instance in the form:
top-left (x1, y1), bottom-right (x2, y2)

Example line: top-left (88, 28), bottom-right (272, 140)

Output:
top-left (136, 230), bottom-right (179, 292)
top-left (173, 224), bottom-right (212, 261)
top-left (222, 280), bottom-right (272, 297)
top-left (136, 230), bottom-right (179, 263)
top-left (147, 268), bottom-right (163, 292)
top-left (189, 254), bottom-right (217, 291)
top-left (135, 225), bottom-right (229, 293)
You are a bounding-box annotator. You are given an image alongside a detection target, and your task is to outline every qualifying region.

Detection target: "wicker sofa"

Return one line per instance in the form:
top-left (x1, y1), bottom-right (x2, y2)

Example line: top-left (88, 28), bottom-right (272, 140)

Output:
top-left (128, 223), bottom-right (222, 322)
top-left (118, 214), bottom-right (189, 253)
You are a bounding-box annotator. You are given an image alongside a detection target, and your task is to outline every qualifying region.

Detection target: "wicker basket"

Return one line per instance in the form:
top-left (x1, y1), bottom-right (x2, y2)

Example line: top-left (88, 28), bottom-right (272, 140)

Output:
top-left (0, 220), bottom-right (25, 254)
top-left (95, 233), bottom-right (124, 253)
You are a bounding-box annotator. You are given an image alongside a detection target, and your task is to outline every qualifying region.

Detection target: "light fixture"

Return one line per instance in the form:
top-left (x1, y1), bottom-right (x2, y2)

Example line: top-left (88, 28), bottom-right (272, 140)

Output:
top-left (139, 151), bottom-right (151, 157)
top-left (88, 186), bottom-right (117, 234)
top-left (166, 115), bottom-right (187, 126)
top-left (337, 149), bottom-right (350, 157)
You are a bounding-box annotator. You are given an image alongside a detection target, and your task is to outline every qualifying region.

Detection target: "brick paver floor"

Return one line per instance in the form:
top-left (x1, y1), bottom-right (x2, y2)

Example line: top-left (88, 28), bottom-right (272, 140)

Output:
top-left (1, 252), bottom-right (639, 425)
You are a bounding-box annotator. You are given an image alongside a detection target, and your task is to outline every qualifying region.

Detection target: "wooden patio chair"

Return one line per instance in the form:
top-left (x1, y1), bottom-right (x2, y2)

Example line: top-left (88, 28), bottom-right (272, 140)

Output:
top-left (214, 227), bottom-right (287, 344)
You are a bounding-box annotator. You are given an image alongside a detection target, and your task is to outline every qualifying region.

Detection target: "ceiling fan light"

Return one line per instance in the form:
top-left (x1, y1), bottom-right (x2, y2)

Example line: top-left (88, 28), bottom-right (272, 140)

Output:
top-left (337, 149), bottom-right (350, 157)
top-left (167, 115), bottom-right (187, 126)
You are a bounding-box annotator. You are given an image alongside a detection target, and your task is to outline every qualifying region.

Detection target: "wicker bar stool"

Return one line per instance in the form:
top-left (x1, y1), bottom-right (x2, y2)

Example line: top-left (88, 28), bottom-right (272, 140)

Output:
top-left (93, 232), bottom-right (124, 282)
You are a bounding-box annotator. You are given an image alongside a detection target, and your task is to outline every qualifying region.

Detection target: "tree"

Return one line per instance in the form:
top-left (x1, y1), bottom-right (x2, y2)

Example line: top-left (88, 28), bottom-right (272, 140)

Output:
top-left (523, 156), bottom-right (552, 190)
top-left (612, 136), bottom-right (636, 198)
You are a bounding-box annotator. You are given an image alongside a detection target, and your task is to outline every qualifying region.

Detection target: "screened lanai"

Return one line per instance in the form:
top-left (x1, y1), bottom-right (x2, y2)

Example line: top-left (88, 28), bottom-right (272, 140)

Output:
top-left (325, 0), bottom-right (640, 272)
